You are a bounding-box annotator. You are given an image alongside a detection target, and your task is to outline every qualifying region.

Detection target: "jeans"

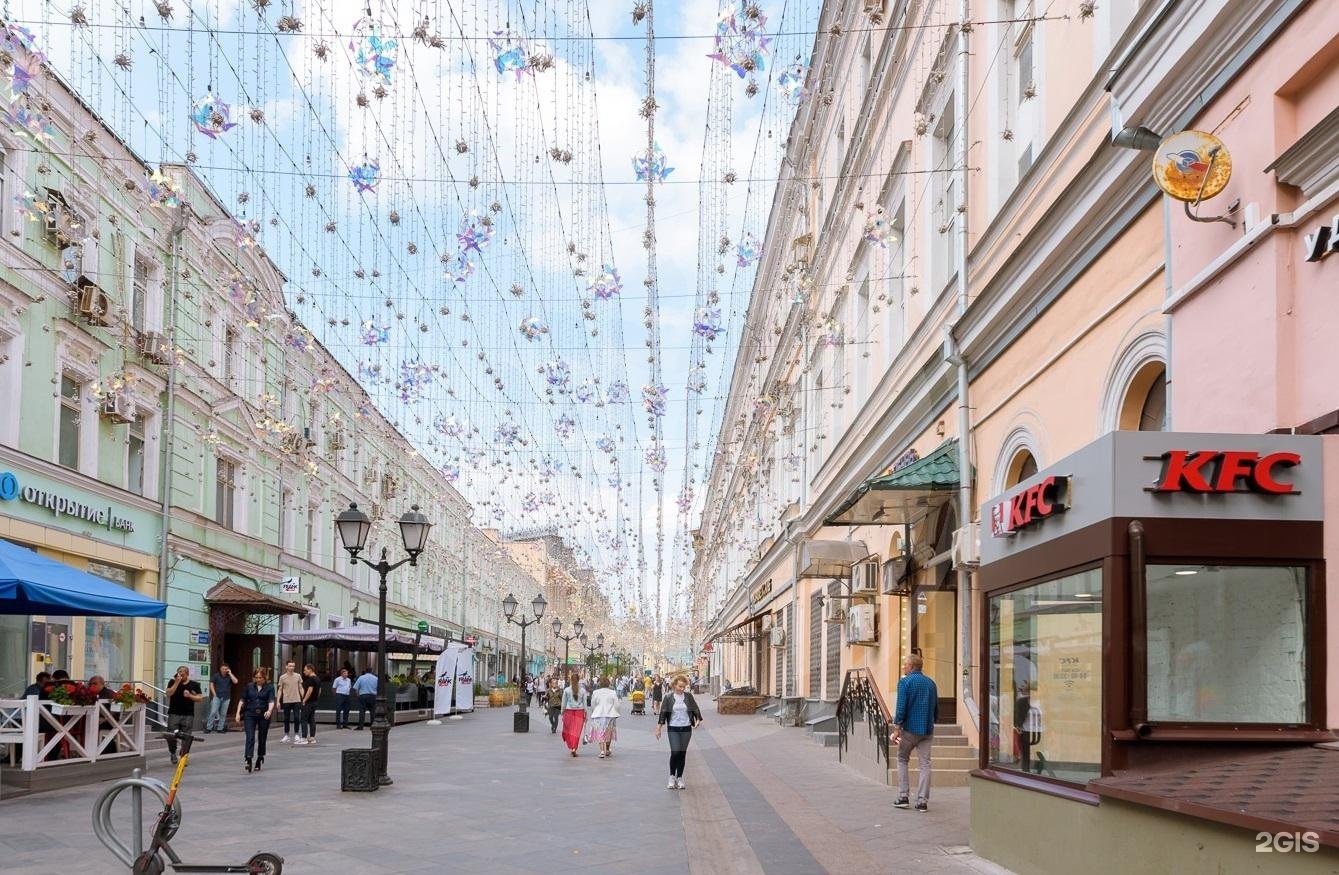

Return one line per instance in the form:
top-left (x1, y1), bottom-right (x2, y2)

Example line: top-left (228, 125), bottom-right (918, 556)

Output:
top-left (301, 701), bottom-right (317, 739)
top-left (667, 726), bottom-right (692, 778)
top-left (165, 714), bottom-right (193, 755)
top-left (897, 731), bottom-right (933, 804)
top-left (356, 694), bottom-right (375, 728)
top-left (547, 705), bottom-right (561, 732)
top-left (206, 696), bottom-right (230, 731)
top-left (335, 694), bottom-right (350, 727)
top-left (281, 702), bottom-right (301, 735)
top-left (243, 713), bottom-right (271, 761)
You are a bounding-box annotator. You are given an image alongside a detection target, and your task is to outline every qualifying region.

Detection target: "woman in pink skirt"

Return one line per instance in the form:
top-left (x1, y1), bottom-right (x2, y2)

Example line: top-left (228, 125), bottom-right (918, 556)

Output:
top-left (586, 677), bottom-right (620, 758)
top-left (560, 671), bottom-right (588, 756)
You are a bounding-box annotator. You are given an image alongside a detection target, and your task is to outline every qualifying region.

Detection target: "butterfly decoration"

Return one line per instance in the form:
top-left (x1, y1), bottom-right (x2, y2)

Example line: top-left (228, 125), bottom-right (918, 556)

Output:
top-left (542, 358), bottom-right (571, 390)
top-left (457, 211), bottom-right (494, 253)
top-left (606, 380), bottom-right (630, 404)
top-left (348, 160), bottom-right (380, 193)
top-left (519, 315), bottom-right (549, 340)
top-left (735, 232), bottom-right (762, 267)
top-left (189, 92), bottom-right (237, 139)
top-left (641, 383), bottom-right (668, 418)
top-left (632, 143), bottom-right (674, 182)
top-left (360, 320), bottom-right (390, 346)
top-left (554, 413), bottom-right (576, 440)
top-left (693, 307), bottom-right (724, 341)
top-left (489, 30), bottom-right (532, 80)
top-left (776, 56), bottom-right (807, 106)
top-left (708, 3), bottom-right (771, 80)
top-left (588, 264), bottom-right (622, 300)
top-left (350, 15), bottom-right (398, 88)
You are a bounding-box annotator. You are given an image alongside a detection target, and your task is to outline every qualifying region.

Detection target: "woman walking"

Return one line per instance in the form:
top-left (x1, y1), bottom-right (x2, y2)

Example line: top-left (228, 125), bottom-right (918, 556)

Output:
top-left (560, 671), bottom-right (588, 757)
top-left (234, 668), bottom-right (276, 773)
top-left (587, 677), bottom-right (620, 759)
top-left (655, 674), bottom-right (702, 789)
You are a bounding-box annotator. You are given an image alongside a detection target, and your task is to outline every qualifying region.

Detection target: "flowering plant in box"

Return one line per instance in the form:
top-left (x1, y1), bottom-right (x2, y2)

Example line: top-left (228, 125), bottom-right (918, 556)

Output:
top-left (111, 683), bottom-right (151, 708)
top-left (46, 681), bottom-right (98, 706)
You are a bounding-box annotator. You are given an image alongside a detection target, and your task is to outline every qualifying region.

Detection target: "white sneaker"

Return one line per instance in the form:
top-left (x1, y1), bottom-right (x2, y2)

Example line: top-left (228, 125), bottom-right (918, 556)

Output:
top-left (280, 735), bottom-right (291, 743)
top-left (667, 777), bottom-right (677, 790)
top-left (293, 737), bottom-right (308, 746)
top-left (676, 778), bottom-right (686, 790)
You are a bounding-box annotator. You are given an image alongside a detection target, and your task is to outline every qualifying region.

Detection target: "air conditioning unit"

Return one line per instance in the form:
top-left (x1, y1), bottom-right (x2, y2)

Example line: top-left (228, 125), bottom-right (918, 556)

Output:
top-left (381, 473), bottom-right (400, 500)
top-left (327, 431), bottom-right (346, 452)
top-left (100, 394), bottom-right (134, 424)
top-left (75, 278), bottom-right (112, 326)
top-left (769, 626), bottom-right (786, 648)
top-left (137, 330), bottom-right (172, 365)
top-left (851, 560), bottom-right (879, 595)
top-left (882, 555), bottom-right (912, 595)
top-left (279, 431), bottom-right (304, 454)
top-left (303, 426), bottom-right (317, 449)
top-left (822, 597), bottom-right (846, 625)
top-left (951, 522), bottom-right (980, 569)
top-left (846, 603), bottom-right (878, 645)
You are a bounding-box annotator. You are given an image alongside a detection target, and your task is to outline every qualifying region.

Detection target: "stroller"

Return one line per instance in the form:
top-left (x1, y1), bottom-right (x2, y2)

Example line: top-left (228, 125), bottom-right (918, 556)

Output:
top-left (629, 689), bottom-right (646, 715)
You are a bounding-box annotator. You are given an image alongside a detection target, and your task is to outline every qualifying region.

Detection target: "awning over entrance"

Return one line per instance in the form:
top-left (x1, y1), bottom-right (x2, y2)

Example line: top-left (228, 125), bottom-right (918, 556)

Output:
top-left (0, 539), bottom-right (167, 617)
top-left (204, 578), bottom-right (308, 616)
top-left (277, 625), bottom-right (445, 654)
top-left (709, 611), bottom-right (768, 644)
top-left (824, 439), bottom-right (962, 526)
top-left (795, 539), bottom-right (870, 579)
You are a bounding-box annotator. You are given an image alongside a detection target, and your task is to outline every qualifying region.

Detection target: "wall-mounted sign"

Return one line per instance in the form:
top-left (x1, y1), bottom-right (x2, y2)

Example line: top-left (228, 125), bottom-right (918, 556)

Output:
top-left (1147, 450), bottom-right (1300, 495)
top-left (1303, 215), bottom-right (1339, 262)
top-left (0, 470), bottom-right (135, 532)
top-left (752, 580), bottom-right (773, 603)
top-left (1152, 130), bottom-right (1232, 202)
top-left (280, 576), bottom-right (300, 595)
top-left (191, 630), bottom-right (210, 646)
top-left (990, 475), bottom-right (1071, 538)
top-left (463, 635), bottom-right (477, 647)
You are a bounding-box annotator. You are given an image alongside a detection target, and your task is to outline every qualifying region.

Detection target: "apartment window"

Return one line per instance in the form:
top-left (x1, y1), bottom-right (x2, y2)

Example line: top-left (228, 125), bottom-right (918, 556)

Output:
top-left (223, 325), bottom-right (238, 385)
top-left (58, 374), bottom-right (81, 470)
top-left (127, 416), bottom-right (146, 495)
top-left (932, 98), bottom-right (959, 293)
top-left (854, 275), bottom-right (871, 404)
top-left (130, 258), bottom-right (149, 333)
top-left (989, 568), bottom-right (1103, 784)
top-left (1002, 0), bottom-right (1038, 185)
top-left (215, 457), bottom-right (237, 529)
top-left (279, 488), bottom-right (293, 550)
top-left (1145, 564), bottom-right (1307, 724)
top-left (306, 504), bottom-right (318, 562)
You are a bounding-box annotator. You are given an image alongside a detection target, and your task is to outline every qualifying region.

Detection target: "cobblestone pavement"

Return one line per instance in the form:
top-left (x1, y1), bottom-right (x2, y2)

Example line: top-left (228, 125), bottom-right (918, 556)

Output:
top-left (0, 703), bottom-right (1010, 874)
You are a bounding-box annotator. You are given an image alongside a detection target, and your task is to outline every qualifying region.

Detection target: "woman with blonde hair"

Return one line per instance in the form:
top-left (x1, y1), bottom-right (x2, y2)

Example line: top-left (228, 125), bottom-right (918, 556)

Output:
top-left (655, 674), bottom-right (702, 789)
top-left (587, 677), bottom-right (620, 758)
top-left (560, 670), bottom-right (588, 757)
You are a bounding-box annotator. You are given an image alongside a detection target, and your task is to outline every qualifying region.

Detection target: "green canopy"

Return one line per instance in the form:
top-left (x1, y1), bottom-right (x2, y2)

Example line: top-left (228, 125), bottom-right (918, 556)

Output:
top-left (824, 440), bottom-right (962, 526)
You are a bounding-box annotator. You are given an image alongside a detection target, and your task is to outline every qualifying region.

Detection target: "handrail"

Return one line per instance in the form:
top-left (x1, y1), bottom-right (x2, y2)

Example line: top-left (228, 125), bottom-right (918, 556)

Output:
top-left (836, 667), bottom-right (892, 767)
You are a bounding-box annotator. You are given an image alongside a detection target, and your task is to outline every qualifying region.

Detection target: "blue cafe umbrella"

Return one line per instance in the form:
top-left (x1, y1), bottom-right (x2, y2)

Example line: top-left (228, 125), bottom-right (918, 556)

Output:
top-left (0, 538), bottom-right (166, 617)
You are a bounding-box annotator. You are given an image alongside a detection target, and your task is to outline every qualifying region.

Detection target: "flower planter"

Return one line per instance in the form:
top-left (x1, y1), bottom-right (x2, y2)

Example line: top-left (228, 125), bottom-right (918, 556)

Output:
top-left (49, 703), bottom-right (92, 716)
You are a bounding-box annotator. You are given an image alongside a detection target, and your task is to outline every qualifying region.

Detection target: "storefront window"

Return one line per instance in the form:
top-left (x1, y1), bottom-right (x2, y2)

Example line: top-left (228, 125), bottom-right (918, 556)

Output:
top-left (0, 614), bottom-right (28, 696)
top-left (84, 562), bottom-right (134, 682)
top-left (1146, 564), bottom-right (1306, 724)
top-left (989, 568), bottom-right (1103, 783)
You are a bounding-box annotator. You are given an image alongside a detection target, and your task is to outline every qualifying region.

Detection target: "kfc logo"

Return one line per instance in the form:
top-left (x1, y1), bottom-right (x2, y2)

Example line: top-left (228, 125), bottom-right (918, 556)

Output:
top-left (990, 475), bottom-right (1070, 537)
top-left (1149, 450), bottom-right (1300, 495)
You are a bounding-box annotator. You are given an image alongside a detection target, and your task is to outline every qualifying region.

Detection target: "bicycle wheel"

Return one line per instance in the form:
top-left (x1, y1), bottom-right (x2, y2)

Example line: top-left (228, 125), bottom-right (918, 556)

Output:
top-left (247, 852), bottom-right (284, 874)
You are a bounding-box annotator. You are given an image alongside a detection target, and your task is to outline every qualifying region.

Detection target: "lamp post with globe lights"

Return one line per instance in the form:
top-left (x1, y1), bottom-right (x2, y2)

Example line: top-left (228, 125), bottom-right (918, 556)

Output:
top-left (334, 502), bottom-right (431, 786)
top-left (579, 631), bottom-right (604, 684)
top-left (502, 591), bottom-right (547, 733)
top-left (551, 617), bottom-right (583, 675)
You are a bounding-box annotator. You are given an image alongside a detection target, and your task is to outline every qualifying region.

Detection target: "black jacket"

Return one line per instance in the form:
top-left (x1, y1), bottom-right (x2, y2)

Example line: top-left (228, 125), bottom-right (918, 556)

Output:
top-left (657, 690), bottom-right (702, 727)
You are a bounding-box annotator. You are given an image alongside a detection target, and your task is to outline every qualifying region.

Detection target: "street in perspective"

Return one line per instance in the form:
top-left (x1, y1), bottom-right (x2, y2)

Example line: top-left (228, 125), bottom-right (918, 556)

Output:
top-left (2, 1), bottom-right (1339, 874)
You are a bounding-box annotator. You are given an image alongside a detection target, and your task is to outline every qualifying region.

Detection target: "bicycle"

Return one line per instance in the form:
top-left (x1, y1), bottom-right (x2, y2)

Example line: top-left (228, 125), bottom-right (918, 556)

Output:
top-left (131, 730), bottom-right (284, 874)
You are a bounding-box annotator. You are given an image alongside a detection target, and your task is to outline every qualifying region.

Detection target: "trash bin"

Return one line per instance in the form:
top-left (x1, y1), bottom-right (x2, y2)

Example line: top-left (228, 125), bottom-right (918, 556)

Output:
top-left (341, 747), bottom-right (378, 792)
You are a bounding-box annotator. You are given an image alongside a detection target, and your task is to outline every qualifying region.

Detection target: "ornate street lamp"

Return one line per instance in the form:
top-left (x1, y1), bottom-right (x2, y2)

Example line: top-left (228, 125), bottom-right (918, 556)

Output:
top-left (579, 631), bottom-right (604, 683)
top-left (551, 617), bottom-right (582, 676)
top-left (502, 591), bottom-right (546, 733)
top-left (335, 502), bottom-right (431, 786)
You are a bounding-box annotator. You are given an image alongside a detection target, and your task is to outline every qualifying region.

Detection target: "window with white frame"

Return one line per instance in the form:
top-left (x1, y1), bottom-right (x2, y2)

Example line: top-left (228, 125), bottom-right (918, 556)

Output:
top-left (130, 258), bottom-right (150, 334)
top-left (279, 488), bottom-right (294, 551)
top-left (0, 322), bottom-right (20, 447)
top-left (126, 415), bottom-right (146, 495)
top-left (931, 95), bottom-right (959, 294)
top-left (854, 270), bottom-right (871, 406)
top-left (306, 503), bottom-right (319, 562)
top-left (215, 457), bottom-right (237, 529)
top-left (997, 0), bottom-right (1039, 196)
top-left (881, 199), bottom-right (906, 361)
top-left (223, 324), bottom-right (238, 386)
top-left (58, 373), bottom-right (83, 470)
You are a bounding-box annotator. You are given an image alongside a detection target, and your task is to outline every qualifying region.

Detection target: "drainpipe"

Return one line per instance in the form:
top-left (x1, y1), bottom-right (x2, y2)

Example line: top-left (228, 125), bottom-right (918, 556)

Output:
top-left (155, 201), bottom-right (188, 687)
top-left (950, 0), bottom-right (979, 731)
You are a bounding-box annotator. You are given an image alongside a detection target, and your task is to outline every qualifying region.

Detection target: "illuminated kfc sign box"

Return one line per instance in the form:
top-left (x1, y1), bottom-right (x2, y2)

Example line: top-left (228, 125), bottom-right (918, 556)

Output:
top-left (979, 433), bottom-right (1322, 561)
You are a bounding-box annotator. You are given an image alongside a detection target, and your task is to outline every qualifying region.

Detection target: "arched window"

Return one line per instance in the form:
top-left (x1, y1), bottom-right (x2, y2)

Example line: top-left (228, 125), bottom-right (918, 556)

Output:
top-left (1004, 449), bottom-right (1038, 487)
top-left (1118, 361), bottom-right (1167, 431)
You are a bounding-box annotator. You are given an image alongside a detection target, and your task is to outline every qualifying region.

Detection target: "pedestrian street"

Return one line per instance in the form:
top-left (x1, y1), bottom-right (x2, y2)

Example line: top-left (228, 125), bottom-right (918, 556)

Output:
top-left (0, 704), bottom-right (1006, 875)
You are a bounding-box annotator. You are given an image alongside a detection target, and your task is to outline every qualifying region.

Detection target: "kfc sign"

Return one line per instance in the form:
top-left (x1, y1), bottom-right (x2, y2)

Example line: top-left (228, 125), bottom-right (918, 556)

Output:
top-left (990, 475), bottom-right (1070, 537)
top-left (1148, 450), bottom-right (1300, 495)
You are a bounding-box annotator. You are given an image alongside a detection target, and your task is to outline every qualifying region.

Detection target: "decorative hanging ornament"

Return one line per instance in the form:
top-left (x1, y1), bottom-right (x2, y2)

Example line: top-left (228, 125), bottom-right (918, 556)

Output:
top-left (436, 414), bottom-right (467, 437)
top-left (687, 362), bottom-right (707, 394)
top-left (443, 464), bottom-right (461, 484)
top-left (595, 436), bottom-right (616, 454)
top-left (708, 3), bottom-right (771, 80)
top-left (190, 92), bottom-right (237, 139)
top-left (348, 159), bottom-right (380, 193)
top-left (676, 488), bottom-right (695, 513)
top-left (494, 422), bottom-right (521, 447)
top-left (443, 252), bottom-right (474, 285)
top-left (541, 358), bottom-right (571, 390)
top-left (575, 379), bottom-right (599, 404)
top-left (489, 30), bottom-right (532, 80)
top-left (146, 169), bottom-right (180, 208)
top-left (692, 307), bottom-right (724, 341)
top-left (645, 445), bottom-right (667, 473)
top-left (776, 56), bottom-right (808, 106)
top-left (397, 359), bottom-right (433, 403)
top-left (863, 207), bottom-right (899, 248)
top-left (607, 381), bottom-right (630, 404)
top-left (632, 143), bottom-right (674, 182)
top-left (456, 211), bottom-right (494, 253)
top-left (554, 413), bottom-right (576, 440)
top-left (735, 232), bottom-right (762, 267)
top-left (588, 264), bottom-right (622, 300)
top-left (641, 383), bottom-right (668, 418)
top-left (5, 55), bottom-right (43, 97)
top-left (519, 315), bottom-right (549, 341)
top-left (2, 105), bottom-right (56, 145)
top-left (360, 320), bottom-right (390, 346)
top-left (350, 15), bottom-right (398, 88)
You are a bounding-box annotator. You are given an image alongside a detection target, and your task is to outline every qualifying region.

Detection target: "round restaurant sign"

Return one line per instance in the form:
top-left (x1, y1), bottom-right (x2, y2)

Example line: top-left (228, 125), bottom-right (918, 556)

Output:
top-left (1152, 130), bottom-right (1232, 203)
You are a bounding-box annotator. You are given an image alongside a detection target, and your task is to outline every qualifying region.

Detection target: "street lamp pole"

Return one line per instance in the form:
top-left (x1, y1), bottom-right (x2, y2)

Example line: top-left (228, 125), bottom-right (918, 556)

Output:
top-left (503, 592), bottom-right (547, 733)
top-left (551, 617), bottom-right (583, 678)
top-left (579, 631), bottom-right (604, 683)
top-left (335, 503), bottom-right (431, 787)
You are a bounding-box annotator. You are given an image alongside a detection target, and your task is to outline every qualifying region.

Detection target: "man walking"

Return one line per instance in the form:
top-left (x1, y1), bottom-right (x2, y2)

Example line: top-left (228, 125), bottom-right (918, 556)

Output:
top-left (164, 666), bottom-right (204, 765)
top-left (332, 667), bottom-right (352, 729)
top-left (206, 663), bottom-right (237, 733)
top-left (353, 666), bottom-right (378, 729)
top-left (892, 653), bottom-right (938, 813)
top-left (277, 661), bottom-right (303, 743)
top-left (296, 664), bottom-right (320, 745)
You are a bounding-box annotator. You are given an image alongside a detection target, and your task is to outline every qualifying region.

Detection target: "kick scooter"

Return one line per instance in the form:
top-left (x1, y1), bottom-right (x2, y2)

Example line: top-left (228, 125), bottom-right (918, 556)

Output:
top-left (131, 730), bottom-right (284, 874)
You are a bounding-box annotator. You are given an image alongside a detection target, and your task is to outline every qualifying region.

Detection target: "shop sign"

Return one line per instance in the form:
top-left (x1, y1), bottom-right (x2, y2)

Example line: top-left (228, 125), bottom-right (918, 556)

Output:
top-left (990, 475), bottom-right (1070, 538)
top-left (1303, 215), bottom-right (1339, 262)
top-left (1148, 450), bottom-right (1300, 494)
top-left (751, 580), bottom-right (773, 603)
top-left (0, 470), bottom-right (135, 532)
top-left (280, 576), bottom-right (299, 595)
top-left (191, 630), bottom-right (210, 645)
top-left (463, 635), bottom-right (477, 647)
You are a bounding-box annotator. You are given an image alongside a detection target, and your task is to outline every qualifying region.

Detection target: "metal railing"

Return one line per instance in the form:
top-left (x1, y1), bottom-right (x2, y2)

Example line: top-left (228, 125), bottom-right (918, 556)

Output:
top-left (836, 667), bottom-right (892, 767)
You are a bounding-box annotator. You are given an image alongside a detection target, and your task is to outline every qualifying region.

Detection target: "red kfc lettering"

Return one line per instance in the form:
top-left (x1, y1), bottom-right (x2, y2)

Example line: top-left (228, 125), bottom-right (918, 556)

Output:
top-left (1035, 476), bottom-right (1057, 515)
top-left (1154, 450), bottom-right (1216, 492)
top-left (1152, 450), bottom-right (1301, 494)
top-left (1253, 452), bottom-right (1300, 494)
top-left (1213, 451), bottom-right (1259, 492)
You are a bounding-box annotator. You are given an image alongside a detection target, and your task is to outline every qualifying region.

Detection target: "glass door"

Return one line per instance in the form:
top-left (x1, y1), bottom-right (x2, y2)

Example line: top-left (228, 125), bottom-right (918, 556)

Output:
top-left (911, 588), bottom-right (957, 724)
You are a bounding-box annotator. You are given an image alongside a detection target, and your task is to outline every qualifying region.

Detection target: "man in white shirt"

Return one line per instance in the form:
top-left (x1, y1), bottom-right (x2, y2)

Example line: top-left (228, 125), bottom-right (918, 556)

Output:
top-left (332, 668), bottom-right (353, 729)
